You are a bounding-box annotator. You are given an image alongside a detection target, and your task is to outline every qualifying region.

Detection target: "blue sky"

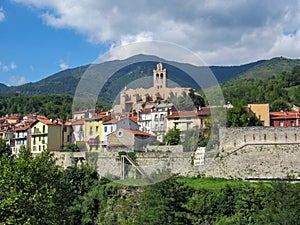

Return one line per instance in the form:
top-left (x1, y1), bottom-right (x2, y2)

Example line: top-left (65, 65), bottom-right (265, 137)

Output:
top-left (0, 0), bottom-right (300, 86)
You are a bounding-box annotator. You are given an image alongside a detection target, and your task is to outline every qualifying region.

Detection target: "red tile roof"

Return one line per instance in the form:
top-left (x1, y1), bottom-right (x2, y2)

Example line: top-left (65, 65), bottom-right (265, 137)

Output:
top-left (103, 117), bottom-right (137, 125)
top-left (72, 118), bottom-right (85, 125)
top-left (125, 129), bottom-right (154, 137)
top-left (166, 111), bottom-right (198, 118)
top-left (14, 125), bottom-right (30, 131)
top-left (270, 111), bottom-right (300, 119)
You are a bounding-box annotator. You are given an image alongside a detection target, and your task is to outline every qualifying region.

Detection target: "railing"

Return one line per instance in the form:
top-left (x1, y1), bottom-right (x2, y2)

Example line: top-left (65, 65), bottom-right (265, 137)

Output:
top-left (121, 154), bottom-right (153, 182)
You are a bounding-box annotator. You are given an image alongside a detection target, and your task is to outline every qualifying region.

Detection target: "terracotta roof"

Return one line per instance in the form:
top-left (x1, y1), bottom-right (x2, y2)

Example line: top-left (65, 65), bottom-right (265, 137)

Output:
top-left (72, 118), bottom-right (85, 125)
top-left (126, 129), bottom-right (154, 137)
top-left (14, 125), bottom-right (30, 131)
top-left (197, 107), bottom-right (211, 116)
top-left (270, 111), bottom-right (300, 119)
top-left (36, 117), bottom-right (60, 126)
top-left (103, 117), bottom-right (138, 125)
top-left (130, 116), bottom-right (138, 123)
top-left (166, 111), bottom-right (198, 118)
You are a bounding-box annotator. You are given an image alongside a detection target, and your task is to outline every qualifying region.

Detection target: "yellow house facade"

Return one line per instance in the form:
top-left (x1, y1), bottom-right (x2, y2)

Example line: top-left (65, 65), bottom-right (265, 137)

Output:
top-left (84, 114), bottom-right (110, 152)
top-left (30, 118), bottom-right (62, 153)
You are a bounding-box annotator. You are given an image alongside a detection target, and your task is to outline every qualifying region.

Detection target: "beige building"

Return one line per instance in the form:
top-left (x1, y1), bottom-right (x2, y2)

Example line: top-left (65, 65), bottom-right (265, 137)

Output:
top-left (113, 62), bottom-right (193, 113)
top-left (248, 104), bottom-right (270, 126)
top-left (107, 128), bottom-right (156, 151)
top-left (30, 118), bottom-right (63, 153)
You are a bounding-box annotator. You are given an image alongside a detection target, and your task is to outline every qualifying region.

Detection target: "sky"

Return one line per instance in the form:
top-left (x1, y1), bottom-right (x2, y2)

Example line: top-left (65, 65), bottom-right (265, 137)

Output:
top-left (0, 0), bottom-right (300, 86)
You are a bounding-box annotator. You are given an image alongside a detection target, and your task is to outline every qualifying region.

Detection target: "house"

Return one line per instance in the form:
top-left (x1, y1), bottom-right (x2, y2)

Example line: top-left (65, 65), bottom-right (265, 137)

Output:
top-left (30, 118), bottom-right (62, 153)
top-left (166, 111), bottom-right (200, 132)
top-left (107, 128), bottom-right (156, 151)
top-left (73, 108), bottom-right (96, 121)
top-left (248, 104), bottom-right (270, 126)
top-left (102, 117), bottom-right (139, 151)
top-left (84, 113), bottom-right (111, 152)
top-left (62, 119), bottom-right (73, 148)
top-left (270, 111), bottom-right (300, 127)
top-left (72, 118), bottom-right (85, 142)
top-left (12, 125), bottom-right (30, 155)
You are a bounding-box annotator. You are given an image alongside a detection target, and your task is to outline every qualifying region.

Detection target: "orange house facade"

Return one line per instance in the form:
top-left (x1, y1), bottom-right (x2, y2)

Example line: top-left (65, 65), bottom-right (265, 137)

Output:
top-left (270, 111), bottom-right (300, 127)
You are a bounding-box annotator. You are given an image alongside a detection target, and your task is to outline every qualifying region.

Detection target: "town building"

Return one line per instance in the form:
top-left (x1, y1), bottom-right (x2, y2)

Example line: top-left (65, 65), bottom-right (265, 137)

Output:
top-left (113, 62), bottom-right (193, 113)
top-left (102, 117), bottom-right (139, 151)
top-left (270, 111), bottom-right (300, 127)
top-left (107, 128), bottom-right (156, 151)
top-left (11, 125), bottom-right (30, 155)
top-left (84, 113), bottom-right (111, 152)
top-left (30, 118), bottom-right (63, 153)
top-left (248, 104), bottom-right (270, 126)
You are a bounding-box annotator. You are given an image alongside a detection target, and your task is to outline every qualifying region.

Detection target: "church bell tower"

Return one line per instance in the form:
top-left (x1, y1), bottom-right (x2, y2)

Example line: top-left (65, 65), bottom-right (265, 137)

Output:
top-left (153, 62), bottom-right (167, 89)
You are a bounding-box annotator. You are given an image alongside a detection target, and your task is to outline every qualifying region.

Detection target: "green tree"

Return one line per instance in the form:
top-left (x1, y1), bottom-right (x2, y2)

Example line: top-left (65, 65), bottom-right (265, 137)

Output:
top-left (0, 138), bottom-right (11, 156)
top-left (0, 147), bottom-right (73, 224)
top-left (164, 128), bottom-right (181, 145)
top-left (226, 105), bottom-right (262, 127)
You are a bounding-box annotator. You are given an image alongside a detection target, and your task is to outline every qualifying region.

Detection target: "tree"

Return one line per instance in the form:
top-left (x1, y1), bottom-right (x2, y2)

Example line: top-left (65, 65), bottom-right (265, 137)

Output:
top-left (0, 147), bottom-right (74, 224)
top-left (164, 128), bottom-right (181, 145)
top-left (226, 105), bottom-right (262, 127)
top-left (270, 99), bottom-right (291, 112)
top-left (0, 139), bottom-right (11, 156)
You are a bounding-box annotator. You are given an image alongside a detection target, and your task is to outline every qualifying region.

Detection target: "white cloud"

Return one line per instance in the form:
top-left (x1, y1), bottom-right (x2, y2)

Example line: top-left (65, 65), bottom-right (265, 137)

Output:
top-left (10, 62), bottom-right (17, 70)
top-left (0, 8), bottom-right (5, 22)
top-left (12, 0), bottom-right (300, 65)
top-left (59, 62), bottom-right (69, 70)
top-left (9, 76), bottom-right (27, 85)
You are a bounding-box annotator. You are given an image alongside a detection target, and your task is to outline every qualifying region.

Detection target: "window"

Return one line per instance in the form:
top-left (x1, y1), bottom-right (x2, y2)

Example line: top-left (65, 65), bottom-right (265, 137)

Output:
top-left (280, 121), bottom-right (284, 127)
top-left (111, 126), bottom-right (113, 132)
top-left (160, 114), bottom-right (164, 121)
top-left (89, 127), bottom-right (93, 135)
top-left (96, 126), bottom-right (99, 132)
top-left (39, 146), bottom-right (41, 151)
top-left (33, 137), bottom-right (36, 145)
top-left (291, 121), bottom-right (295, 126)
top-left (104, 126), bottom-right (107, 132)
top-left (43, 125), bottom-right (46, 133)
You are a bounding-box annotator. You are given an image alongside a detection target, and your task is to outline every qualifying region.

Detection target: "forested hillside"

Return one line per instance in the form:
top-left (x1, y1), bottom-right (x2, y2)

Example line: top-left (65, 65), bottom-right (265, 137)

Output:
top-left (0, 94), bottom-right (72, 119)
top-left (222, 65), bottom-right (300, 111)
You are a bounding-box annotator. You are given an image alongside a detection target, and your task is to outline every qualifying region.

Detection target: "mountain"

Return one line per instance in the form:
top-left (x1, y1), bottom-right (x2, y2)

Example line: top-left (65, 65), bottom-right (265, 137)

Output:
top-left (0, 55), bottom-right (299, 106)
top-left (237, 57), bottom-right (300, 80)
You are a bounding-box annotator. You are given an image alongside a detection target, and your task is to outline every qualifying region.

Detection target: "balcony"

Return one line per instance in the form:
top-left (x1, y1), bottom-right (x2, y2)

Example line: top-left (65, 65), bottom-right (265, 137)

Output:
top-left (32, 131), bottom-right (47, 136)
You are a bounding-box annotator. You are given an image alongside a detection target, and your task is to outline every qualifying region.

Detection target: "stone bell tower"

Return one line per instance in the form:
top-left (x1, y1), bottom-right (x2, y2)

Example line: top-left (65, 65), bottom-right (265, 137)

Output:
top-left (153, 62), bottom-right (167, 89)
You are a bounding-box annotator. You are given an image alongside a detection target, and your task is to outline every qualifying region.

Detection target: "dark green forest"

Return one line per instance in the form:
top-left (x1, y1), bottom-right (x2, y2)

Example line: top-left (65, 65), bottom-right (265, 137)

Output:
top-left (222, 65), bottom-right (300, 111)
top-left (0, 94), bottom-right (73, 119)
top-left (0, 148), bottom-right (299, 225)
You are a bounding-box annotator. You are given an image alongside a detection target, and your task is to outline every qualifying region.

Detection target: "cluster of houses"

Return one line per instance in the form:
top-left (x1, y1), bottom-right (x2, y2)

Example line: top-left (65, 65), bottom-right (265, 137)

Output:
top-left (1, 101), bottom-right (299, 155)
top-left (0, 104), bottom-right (209, 155)
top-left (1, 63), bottom-right (300, 155)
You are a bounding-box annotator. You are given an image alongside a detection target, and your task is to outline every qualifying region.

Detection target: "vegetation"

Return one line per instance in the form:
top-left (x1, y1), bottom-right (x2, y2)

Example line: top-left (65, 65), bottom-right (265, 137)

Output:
top-left (164, 128), bottom-right (181, 145)
top-left (0, 93), bottom-right (73, 119)
top-left (0, 147), bottom-right (299, 224)
top-left (222, 65), bottom-right (300, 110)
top-left (226, 104), bottom-right (263, 127)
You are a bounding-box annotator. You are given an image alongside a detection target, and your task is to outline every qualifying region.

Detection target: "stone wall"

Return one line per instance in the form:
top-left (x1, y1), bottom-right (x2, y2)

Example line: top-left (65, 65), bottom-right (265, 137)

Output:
top-left (220, 127), bottom-right (300, 152)
top-left (53, 127), bottom-right (300, 180)
top-left (204, 144), bottom-right (300, 179)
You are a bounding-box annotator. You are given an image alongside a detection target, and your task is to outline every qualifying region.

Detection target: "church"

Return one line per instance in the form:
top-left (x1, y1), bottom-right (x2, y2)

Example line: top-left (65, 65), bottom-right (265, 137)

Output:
top-left (112, 62), bottom-right (193, 113)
